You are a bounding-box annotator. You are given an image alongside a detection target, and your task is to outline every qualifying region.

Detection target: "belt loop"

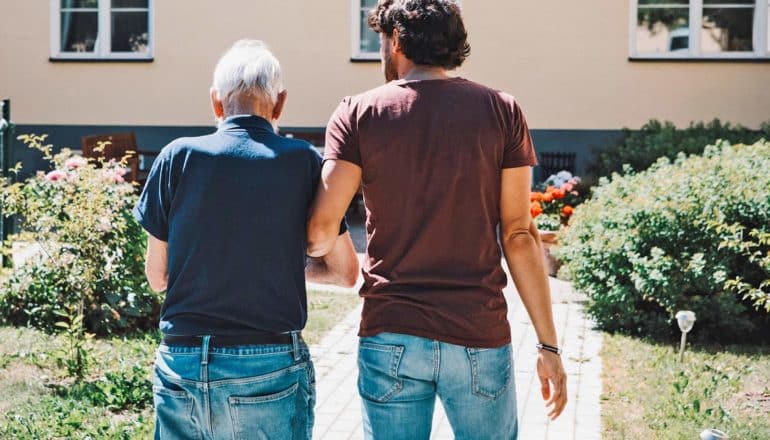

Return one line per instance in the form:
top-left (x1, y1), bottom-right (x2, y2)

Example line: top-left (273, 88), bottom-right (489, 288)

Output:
top-left (291, 331), bottom-right (300, 362)
top-left (201, 335), bottom-right (211, 366)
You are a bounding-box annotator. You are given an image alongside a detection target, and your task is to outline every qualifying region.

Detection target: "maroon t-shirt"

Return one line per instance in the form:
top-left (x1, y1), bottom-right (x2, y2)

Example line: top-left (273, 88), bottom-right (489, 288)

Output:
top-left (325, 77), bottom-right (537, 348)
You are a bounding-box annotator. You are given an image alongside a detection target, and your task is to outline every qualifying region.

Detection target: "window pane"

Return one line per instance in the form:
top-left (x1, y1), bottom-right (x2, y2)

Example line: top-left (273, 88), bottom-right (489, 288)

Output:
top-left (61, 0), bottom-right (98, 8)
top-left (637, 8), bottom-right (690, 53)
top-left (361, 0), bottom-right (378, 8)
top-left (702, 7), bottom-right (754, 52)
top-left (111, 11), bottom-right (149, 53)
top-left (703, 0), bottom-right (754, 4)
top-left (60, 11), bottom-right (98, 52)
top-left (112, 0), bottom-right (148, 8)
top-left (360, 10), bottom-right (380, 53)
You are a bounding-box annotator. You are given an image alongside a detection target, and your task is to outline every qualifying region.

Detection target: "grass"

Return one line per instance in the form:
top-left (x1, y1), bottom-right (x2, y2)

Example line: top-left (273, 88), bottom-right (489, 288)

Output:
top-left (601, 333), bottom-right (770, 440)
top-left (0, 288), bottom-right (359, 438)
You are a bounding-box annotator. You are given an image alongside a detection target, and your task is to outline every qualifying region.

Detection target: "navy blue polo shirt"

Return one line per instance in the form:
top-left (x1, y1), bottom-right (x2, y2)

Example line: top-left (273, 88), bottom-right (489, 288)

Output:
top-left (133, 115), bottom-right (331, 336)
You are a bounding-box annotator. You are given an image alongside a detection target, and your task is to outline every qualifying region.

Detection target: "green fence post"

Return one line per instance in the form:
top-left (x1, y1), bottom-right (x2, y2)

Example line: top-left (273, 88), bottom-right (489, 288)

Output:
top-left (1, 98), bottom-right (14, 268)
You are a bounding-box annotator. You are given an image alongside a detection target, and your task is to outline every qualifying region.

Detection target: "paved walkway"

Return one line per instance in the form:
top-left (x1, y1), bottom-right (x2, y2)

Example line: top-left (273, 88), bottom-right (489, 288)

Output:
top-left (308, 276), bottom-right (603, 440)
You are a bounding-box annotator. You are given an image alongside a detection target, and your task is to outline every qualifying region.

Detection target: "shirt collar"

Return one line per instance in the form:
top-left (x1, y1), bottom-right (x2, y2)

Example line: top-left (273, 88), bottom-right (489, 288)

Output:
top-left (218, 114), bottom-right (275, 133)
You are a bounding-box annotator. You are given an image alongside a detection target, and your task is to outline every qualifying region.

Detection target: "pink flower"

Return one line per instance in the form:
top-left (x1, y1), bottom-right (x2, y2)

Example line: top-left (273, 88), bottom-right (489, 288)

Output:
top-left (45, 170), bottom-right (66, 182)
top-left (562, 182), bottom-right (574, 192)
top-left (101, 168), bottom-right (125, 183)
top-left (64, 157), bottom-right (87, 169)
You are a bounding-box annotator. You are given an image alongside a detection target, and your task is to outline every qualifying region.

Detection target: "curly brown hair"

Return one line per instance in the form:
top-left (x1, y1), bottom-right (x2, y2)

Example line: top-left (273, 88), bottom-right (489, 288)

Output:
top-left (368, 0), bottom-right (471, 69)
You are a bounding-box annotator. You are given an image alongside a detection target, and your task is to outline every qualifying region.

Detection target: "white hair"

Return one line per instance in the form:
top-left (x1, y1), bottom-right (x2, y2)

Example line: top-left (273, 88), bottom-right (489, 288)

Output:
top-left (212, 40), bottom-right (284, 116)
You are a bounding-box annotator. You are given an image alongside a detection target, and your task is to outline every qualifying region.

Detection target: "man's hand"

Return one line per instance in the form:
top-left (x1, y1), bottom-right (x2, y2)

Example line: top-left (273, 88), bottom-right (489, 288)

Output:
top-left (537, 351), bottom-right (567, 420)
top-left (305, 231), bottom-right (360, 287)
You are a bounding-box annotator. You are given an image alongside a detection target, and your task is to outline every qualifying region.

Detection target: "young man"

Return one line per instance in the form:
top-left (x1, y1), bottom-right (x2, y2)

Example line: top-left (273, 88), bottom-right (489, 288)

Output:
top-left (135, 40), bottom-right (359, 439)
top-left (307, 1), bottom-right (567, 438)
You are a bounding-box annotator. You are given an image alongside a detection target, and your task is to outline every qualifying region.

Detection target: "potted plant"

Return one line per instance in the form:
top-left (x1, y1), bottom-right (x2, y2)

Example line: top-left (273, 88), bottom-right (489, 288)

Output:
top-left (530, 171), bottom-right (581, 276)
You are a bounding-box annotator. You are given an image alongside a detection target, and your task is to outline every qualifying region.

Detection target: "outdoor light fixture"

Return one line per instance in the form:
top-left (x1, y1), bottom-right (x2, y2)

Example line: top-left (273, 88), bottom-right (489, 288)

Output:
top-left (700, 428), bottom-right (729, 439)
top-left (675, 310), bottom-right (696, 362)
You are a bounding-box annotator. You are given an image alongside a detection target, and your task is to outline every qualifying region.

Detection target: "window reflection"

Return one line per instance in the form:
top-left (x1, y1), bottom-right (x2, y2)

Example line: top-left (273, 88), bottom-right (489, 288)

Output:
top-left (702, 6), bottom-right (755, 52)
top-left (636, 8), bottom-right (690, 54)
top-left (359, 0), bottom-right (380, 54)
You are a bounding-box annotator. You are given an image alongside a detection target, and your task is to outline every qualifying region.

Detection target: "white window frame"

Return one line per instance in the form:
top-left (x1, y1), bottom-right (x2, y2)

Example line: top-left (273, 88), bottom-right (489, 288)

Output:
top-left (629, 0), bottom-right (770, 59)
top-left (50, 0), bottom-right (154, 60)
top-left (351, 0), bottom-right (381, 61)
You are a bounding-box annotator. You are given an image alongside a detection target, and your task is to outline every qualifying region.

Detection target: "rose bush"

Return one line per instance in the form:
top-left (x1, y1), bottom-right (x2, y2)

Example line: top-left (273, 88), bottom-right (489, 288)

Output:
top-left (530, 171), bottom-right (584, 231)
top-left (557, 140), bottom-right (770, 342)
top-left (0, 135), bottom-right (160, 335)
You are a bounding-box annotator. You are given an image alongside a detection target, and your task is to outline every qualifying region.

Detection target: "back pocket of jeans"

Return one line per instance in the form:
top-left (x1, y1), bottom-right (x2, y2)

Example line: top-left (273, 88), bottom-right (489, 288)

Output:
top-left (357, 342), bottom-right (404, 403)
top-left (228, 382), bottom-right (302, 440)
top-left (153, 385), bottom-right (198, 440)
top-left (466, 345), bottom-right (512, 400)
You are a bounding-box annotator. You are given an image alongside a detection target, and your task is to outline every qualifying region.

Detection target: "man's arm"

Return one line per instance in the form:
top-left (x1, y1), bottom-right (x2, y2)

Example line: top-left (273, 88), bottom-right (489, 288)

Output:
top-left (307, 160), bottom-right (362, 257)
top-left (145, 233), bottom-right (168, 292)
top-left (306, 231), bottom-right (360, 287)
top-left (500, 166), bottom-right (567, 420)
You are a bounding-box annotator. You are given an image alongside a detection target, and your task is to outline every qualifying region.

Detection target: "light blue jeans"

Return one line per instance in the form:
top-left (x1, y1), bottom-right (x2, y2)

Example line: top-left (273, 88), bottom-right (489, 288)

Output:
top-left (358, 332), bottom-right (517, 440)
top-left (153, 333), bottom-right (315, 440)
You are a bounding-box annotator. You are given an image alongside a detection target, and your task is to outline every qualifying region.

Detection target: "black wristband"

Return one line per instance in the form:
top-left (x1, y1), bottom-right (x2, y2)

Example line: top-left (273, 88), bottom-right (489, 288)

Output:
top-left (536, 342), bottom-right (562, 355)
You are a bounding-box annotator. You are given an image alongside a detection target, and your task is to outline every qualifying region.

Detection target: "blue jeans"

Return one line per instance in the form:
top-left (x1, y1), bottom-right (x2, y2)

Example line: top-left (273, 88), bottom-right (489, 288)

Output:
top-left (358, 332), bottom-right (517, 440)
top-left (153, 333), bottom-right (315, 440)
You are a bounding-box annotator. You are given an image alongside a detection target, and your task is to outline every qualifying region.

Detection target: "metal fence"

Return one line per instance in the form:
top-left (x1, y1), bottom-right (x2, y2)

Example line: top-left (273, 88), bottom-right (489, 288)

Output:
top-left (1, 98), bottom-right (15, 266)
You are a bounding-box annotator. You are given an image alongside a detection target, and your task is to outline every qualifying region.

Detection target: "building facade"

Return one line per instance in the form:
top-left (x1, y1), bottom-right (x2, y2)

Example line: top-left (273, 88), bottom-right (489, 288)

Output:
top-left (1, 0), bottom-right (769, 178)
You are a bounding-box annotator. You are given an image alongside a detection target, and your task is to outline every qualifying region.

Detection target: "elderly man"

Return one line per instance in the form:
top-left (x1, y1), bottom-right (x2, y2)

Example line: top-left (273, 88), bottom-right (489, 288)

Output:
top-left (134, 40), bottom-right (359, 440)
top-left (307, 1), bottom-right (567, 439)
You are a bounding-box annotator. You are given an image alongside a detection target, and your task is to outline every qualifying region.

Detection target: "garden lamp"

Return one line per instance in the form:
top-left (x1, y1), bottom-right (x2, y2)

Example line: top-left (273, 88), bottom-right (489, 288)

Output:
top-left (675, 310), bottom-right (696, 362)
top-left (700, 428), bottom-right (729, 439)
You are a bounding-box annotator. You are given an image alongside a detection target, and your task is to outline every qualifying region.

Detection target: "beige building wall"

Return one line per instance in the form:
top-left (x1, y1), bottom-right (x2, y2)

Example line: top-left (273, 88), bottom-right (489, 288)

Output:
top-left (1, 0), bottom-right (768, 129)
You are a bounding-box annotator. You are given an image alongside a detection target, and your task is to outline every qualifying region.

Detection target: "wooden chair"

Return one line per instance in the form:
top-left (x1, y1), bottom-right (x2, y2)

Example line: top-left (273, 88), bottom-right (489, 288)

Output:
top-left (80, 132), bottom-right (155, 186)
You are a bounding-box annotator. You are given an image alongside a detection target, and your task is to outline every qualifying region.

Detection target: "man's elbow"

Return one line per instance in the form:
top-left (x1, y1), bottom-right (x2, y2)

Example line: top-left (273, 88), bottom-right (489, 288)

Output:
top-left (501, 227), bottom-right (532, 245)
top-left (340, 266), bottom-right (360, 288)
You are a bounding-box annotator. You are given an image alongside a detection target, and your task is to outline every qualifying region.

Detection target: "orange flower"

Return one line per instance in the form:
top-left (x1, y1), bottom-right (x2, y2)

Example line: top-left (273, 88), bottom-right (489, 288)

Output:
top-left (541, 192), bottom-right (554, 203)
top-left (552, 188), bottom-right (566, 200)
top-left (530, 191), bottom-right (543, 202)
top-left (530, 201), bottom-right (543, 218)
top-left (561, 205), bottom-right (574, 217)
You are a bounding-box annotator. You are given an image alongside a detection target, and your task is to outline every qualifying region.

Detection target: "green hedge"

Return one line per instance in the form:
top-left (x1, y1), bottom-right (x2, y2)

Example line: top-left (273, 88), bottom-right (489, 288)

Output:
top-left (558, 141), bottom-right (770, 342)
top-left (591, 119), bottom-right (770, 178)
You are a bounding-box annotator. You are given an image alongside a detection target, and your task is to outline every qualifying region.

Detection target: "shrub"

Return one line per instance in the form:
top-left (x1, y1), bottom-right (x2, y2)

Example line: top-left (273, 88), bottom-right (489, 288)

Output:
top-left (591, 119), bottom-right (770, 178)
top-left (558, 141), bottom-right (770, 342)
top-left (0, 135), bottom-right (160, 335)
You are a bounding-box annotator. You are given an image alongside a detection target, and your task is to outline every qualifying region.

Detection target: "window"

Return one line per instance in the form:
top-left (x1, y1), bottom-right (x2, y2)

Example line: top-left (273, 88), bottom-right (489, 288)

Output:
top-left (50, 0), bottom-right (153, 60)
top-left (352, 0), bottom-right (381, 60)
top-left (630, 0), bottom-right (770, 59)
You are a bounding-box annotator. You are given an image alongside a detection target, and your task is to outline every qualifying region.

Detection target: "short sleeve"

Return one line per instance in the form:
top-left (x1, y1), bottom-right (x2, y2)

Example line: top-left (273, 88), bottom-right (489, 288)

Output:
top-left (502, 98), bottom-right (539, 169)
top-left (324, 97), bottom-right (362, 167)
top-left (133, 149), bottom-right (172, 241)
